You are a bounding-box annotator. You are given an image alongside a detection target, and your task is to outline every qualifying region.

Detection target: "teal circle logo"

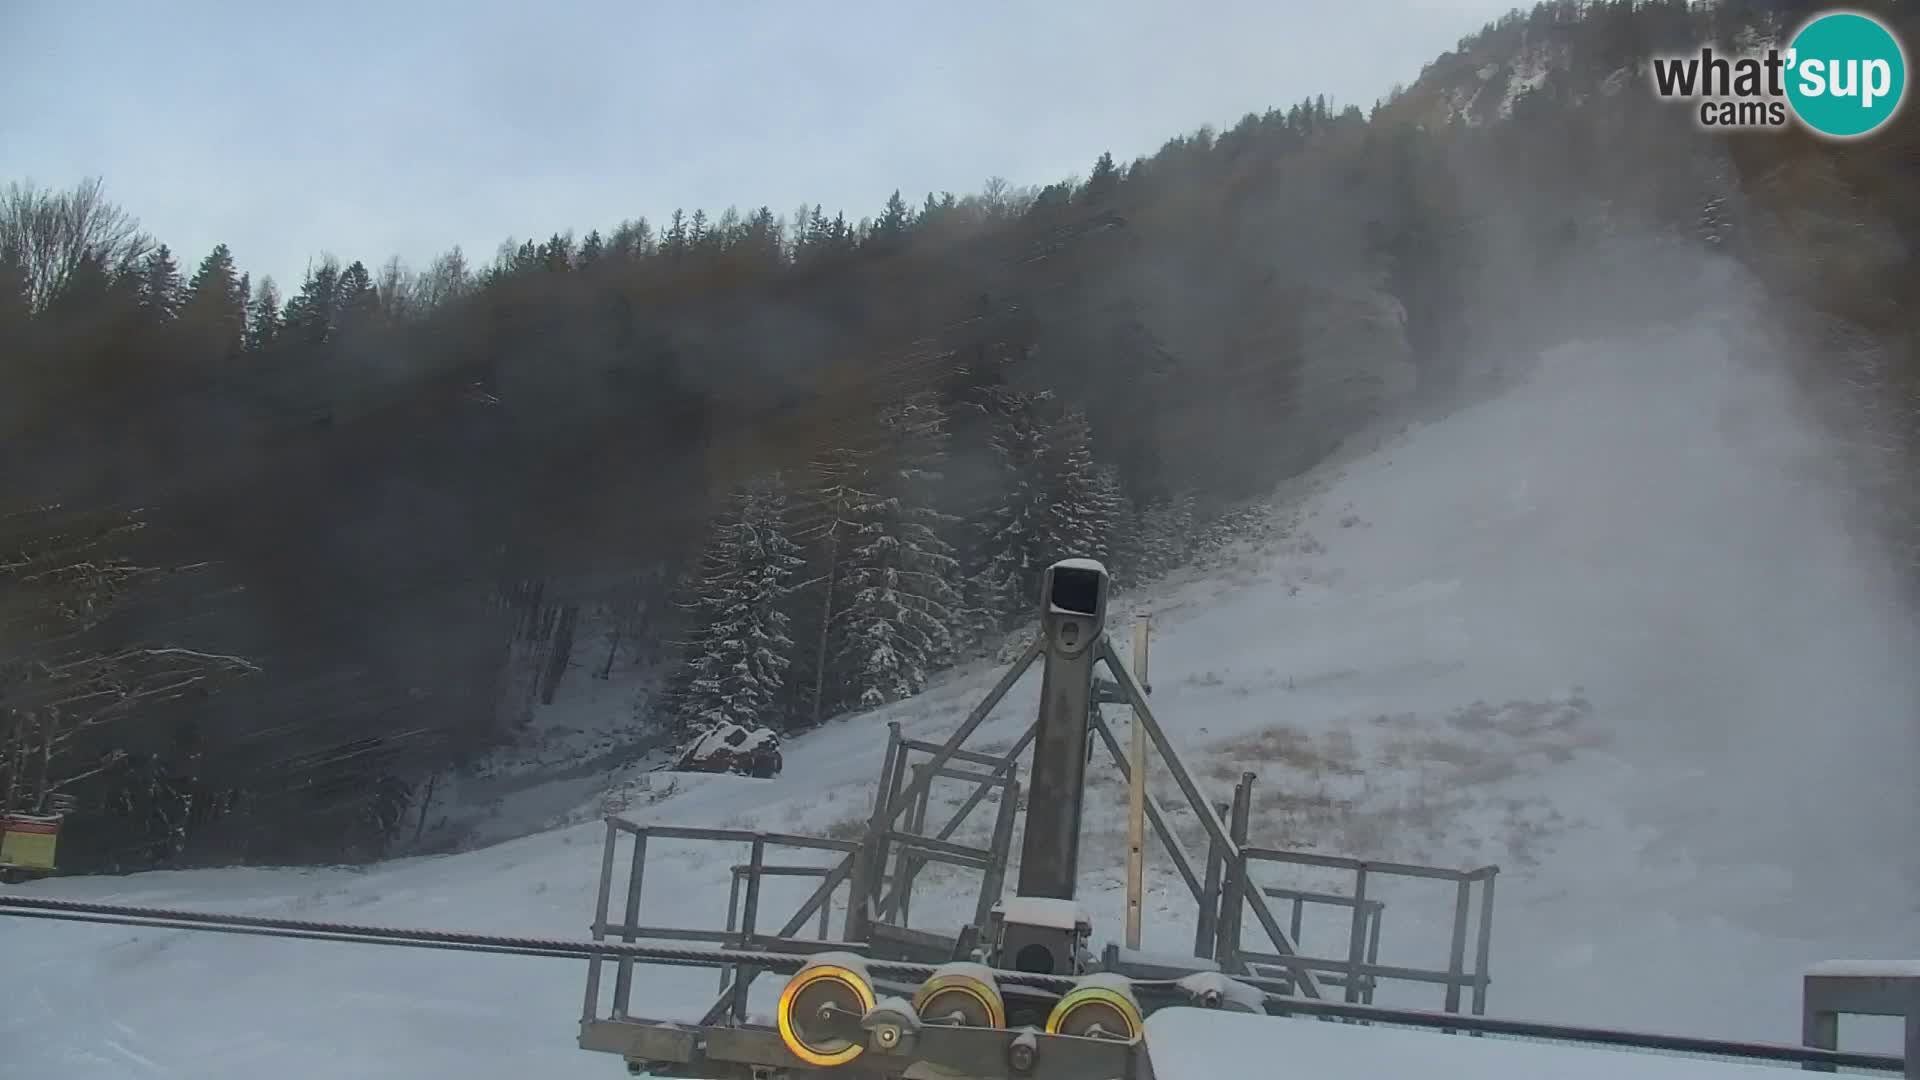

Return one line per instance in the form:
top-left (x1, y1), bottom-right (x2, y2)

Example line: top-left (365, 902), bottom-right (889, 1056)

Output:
top-left (1785, 11), bottom-right (1907, 138)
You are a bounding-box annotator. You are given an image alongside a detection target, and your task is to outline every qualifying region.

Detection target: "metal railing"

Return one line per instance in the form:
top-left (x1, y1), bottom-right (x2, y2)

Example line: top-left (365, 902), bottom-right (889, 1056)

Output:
top-left (1192, 770), bottom-right (1497, 1016)
top-left (581, 626), bottom-right (1509, 1070)
top-left (585, 729), bottom-right (1025, 1031)
top-left (868, 724), bottom-right (1023, 936)
top-left (583, 818), bottom-right (860, 1028)
top-left (1265, 885), bottom-right (1386, 1003)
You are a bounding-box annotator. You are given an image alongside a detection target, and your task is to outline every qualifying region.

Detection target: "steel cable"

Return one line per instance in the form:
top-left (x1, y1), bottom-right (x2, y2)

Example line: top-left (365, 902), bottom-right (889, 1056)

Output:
top-left (0, 894), bottom-right (1902, 1073)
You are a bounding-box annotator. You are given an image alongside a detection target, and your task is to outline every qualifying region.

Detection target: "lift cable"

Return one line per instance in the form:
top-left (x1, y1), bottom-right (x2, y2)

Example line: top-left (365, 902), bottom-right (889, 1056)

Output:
top-left (0, 895), bottom-right (1901, 1074)
top-left (0, 893), bottom-right (1057, 985)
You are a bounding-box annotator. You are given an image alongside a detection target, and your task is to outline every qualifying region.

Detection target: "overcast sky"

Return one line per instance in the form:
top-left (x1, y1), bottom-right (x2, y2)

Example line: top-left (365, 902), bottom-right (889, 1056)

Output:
top-left (4, 0), bottom-right (1518, 290)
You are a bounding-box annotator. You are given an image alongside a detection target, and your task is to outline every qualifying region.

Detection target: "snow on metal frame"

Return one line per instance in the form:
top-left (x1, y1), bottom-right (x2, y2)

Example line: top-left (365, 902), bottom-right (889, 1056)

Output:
top-left (998, 896), bottom-right (1091, 931)
top-left (1806, 960), bottom-right (1920, 979)
top-left (1050, 558), bottom-right (1109, 574)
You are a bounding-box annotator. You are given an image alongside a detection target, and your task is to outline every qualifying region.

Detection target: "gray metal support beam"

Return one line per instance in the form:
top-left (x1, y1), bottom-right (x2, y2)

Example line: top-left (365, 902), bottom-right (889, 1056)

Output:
top-left (1473, 869), bottom-right (1496, 1017)
top-left (1088, 710), bottom-right (1206, 906)
top-left (1216, 774), bottom-right (1253, 971)
top-left (1445, 876), bottom-right (1471, 1019)
top-left (612, 831), bottom-right (648, 1016)
top-left (1194, 801), bottom-right (1227, 959)
top-left (1016, 613), bottom-right (1101, 899)
top-left (977, 771), bottom-right (1020, 927)
top-left (1096, 635), bottom-right (1323, 999)
top-left (1345, 861), bottom-right (1371, 1007)
top-left (582, 819), bottom-right (618, 1024)
top-left (845, 722), bottom-right (904, 941)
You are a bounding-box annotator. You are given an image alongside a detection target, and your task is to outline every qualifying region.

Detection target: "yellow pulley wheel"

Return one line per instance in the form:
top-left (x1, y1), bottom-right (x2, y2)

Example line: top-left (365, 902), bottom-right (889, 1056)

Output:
top-left (913, 964), bottom-right (1007, 1029)
top-left (1045, 977), bottom-right (1144, 1042)
top-left (776, 958), bottom-right (877, 1067)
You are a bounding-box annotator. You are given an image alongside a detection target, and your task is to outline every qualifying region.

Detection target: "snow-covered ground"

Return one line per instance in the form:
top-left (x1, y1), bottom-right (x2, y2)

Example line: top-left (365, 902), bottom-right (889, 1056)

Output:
top-left (1145, 1007), bottom-right (1808, 1080)
top-left (415, 613), bottom-right (672, 853)
top-left (7, 310), bottom-right (1919, 1079)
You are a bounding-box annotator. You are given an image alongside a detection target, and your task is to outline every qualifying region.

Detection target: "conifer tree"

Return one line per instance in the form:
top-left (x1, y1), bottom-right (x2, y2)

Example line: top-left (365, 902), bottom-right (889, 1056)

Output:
top-left (664, 210), bottom-right (689, 260)
top-left (246, 277), bottom-right (281, 353)
top-left (831, 394), bottom-right (966, 709)
top-left (740, 207), bottom-right (783, 269)
top-left (871, 190), bottom-right (911, 246)
top-left (1046, 406), bottom-right (1115, 563)
top-left (1134, 492), bottom-right (1198, 582)
top-left (977, 391), bottom-right (1119, 626)
top-left (1092, 464), bottom-right (1139, 585)
top-left (979, 390), bottom-right (1055, 624)
top-left (181, 243), bottom-right (247, 359)
top-left (137, 243), bottom-right (182, 323)
top-left (335, 260), bottom-right (379, 332)
top-left (804, 206), bottom-right (831, 259)
top-left (281, 258), bottom-right (340, 346)
top-left (671, 476), bottom-right (805, 733)
top-left (538, 233), bottom-right (574, 273)
top-left (788, 446), bottom-right (875, 727)
top-left (48, 250), bottom-right (114, 322)
top-left (1082, 151), bottom-right (1121, 205)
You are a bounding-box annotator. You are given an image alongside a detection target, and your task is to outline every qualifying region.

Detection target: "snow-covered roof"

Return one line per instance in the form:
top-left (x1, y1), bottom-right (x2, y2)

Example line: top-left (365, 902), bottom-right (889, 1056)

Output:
top-left (684, 722), bottom-right (777, 762)
top-left (996, 896), bottom-right (1089, 930)
top-left (1805, 959), bottom-right (1920, 978)
top-left (1143, 1008), bottom-right (1801, 1080)
top-left (1050, 557), bottom-right (1109, 575)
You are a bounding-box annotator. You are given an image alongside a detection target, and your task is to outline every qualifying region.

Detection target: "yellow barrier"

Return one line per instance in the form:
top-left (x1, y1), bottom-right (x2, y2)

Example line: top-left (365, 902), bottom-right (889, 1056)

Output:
top-left (0, 814), bottom-right (61, 872)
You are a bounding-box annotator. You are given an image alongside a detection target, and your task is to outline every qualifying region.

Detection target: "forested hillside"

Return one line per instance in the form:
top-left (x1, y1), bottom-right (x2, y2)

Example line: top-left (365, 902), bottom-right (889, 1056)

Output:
top-left (3, 0), bottom-right (1913, 871)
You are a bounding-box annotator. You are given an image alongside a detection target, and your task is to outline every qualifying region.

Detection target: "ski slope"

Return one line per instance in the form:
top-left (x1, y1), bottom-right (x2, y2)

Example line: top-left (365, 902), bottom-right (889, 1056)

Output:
top-left (6, 314), bottom-right (1918, 1079)
top-left (1143, 1007), bottom-right (1813, 1080)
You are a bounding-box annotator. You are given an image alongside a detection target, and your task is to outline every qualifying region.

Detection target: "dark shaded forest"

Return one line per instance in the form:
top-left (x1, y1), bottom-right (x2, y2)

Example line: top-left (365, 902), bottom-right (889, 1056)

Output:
top-left (3, 0), bottom-right (1914, 871)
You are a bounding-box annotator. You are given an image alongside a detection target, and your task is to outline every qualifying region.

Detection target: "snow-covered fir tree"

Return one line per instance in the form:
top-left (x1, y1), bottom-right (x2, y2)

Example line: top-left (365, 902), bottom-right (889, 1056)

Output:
top-left (978, 389), bottom-right (1054, 624)
top-left (1048, 406), bottom-right (1119, 564)
top-left (668, 474), bottom-right (805, 733)
top-left (977, 390), bottom-right (1118, 626)
top-left (786, 446), bottom-right (875, 728)
top-left (1092, 464), bottom-right (1141, 586)
top-left (830, 394), bottom-right (967, 709)
top-left (1132, 491), bottom-right (1198, 583)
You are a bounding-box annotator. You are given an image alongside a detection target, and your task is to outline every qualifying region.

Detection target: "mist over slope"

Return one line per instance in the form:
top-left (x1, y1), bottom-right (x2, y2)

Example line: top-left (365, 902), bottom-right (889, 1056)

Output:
top-left (1423, 229), bottom-right (1919, 894)
top-left (6, 245), bottom-right (1919, 1076)
top-left (1376, 314), bottom-right (1919, 899)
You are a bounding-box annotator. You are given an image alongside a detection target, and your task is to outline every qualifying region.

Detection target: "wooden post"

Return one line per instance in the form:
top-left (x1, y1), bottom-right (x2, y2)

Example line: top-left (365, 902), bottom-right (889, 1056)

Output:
top-left (1124, 613), bottom-right (1152, 950)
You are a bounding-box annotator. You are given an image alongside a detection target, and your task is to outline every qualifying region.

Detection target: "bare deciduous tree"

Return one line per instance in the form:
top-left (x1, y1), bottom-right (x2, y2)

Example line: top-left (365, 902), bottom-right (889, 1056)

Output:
top-left (376, 255), bottom-right (417, 322)
top-left (0, 178), bottom-right (152, 311)
top-left (415, 247), bottom-right (471, 310)
top-left (0, 505), bottom-right (256, 817)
